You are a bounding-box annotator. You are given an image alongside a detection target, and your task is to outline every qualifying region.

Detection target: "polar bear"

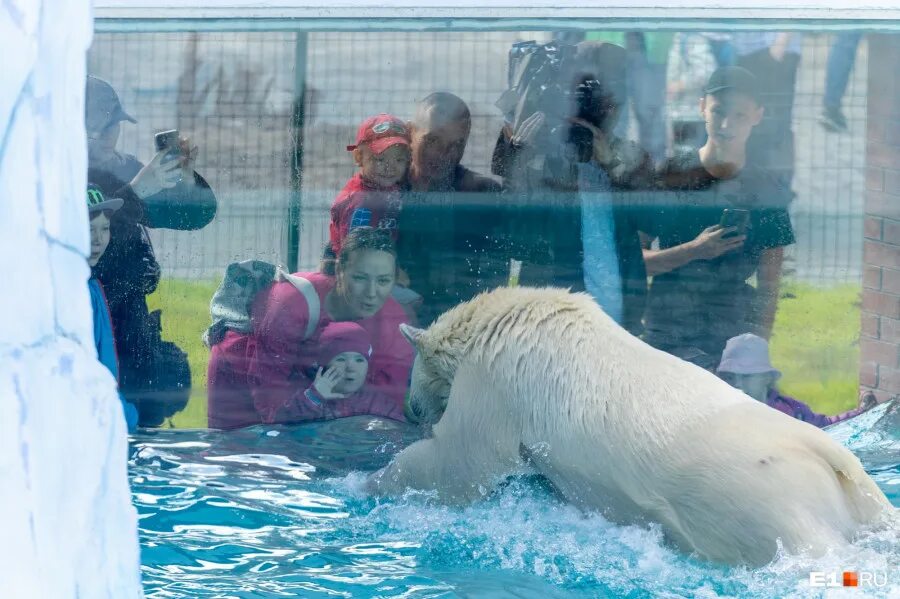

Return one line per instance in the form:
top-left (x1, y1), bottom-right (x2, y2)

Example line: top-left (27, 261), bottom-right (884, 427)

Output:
top-left (367, 286), bottom-right (893, 566)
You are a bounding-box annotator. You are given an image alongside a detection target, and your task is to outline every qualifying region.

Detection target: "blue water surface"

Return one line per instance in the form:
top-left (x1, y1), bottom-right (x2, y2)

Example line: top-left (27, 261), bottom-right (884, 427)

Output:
top-left (132, 402), bottom-right (900, 598)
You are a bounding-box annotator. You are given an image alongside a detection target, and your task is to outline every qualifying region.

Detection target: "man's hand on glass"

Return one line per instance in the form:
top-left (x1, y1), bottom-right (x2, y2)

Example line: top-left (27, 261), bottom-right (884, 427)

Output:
top-left (509, 111), bottom-right (546, 149)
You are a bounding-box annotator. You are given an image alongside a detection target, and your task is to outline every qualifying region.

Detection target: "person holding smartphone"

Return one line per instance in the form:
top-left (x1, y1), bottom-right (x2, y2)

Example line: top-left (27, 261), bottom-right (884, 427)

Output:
top-left (638, 66), bottom-right (795, 370)
top-left (85, 76), bottom-right (217, 230)
top-left (85, 75), bottom-right (218, 426)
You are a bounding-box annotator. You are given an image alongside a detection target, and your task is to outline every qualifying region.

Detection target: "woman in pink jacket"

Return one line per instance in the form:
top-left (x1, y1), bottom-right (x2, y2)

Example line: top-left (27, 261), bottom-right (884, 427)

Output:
top-left (207, 227), bottom-right (413, 429)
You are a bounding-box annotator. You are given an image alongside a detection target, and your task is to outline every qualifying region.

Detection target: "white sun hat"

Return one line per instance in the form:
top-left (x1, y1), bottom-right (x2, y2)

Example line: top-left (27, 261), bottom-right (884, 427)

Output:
top-left (716, 333), bottom-right (781, 378)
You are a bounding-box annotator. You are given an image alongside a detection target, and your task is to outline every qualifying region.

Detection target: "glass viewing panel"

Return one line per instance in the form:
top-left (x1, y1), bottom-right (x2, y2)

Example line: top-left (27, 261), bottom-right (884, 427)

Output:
top-left (85, 16), bottom-right (900, 597)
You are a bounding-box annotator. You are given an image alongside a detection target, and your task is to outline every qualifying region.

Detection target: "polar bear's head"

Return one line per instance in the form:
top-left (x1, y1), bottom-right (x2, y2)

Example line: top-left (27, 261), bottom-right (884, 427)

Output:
top-left (398, 290), bottom-right (532, 426)
top-left (399, 322), bottom-right (462, 426)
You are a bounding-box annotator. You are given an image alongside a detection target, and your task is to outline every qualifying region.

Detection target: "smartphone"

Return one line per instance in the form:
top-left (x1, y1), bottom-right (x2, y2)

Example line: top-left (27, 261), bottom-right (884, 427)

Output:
top-left (154, 129), bottom-right (181, 161)
top-left (719, 208), bottom-right (750, 238)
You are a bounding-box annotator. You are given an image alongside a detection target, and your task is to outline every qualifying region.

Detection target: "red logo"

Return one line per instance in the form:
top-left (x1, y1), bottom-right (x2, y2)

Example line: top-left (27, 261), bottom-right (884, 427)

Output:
top-left (810, 570), bottom-right (887, 588)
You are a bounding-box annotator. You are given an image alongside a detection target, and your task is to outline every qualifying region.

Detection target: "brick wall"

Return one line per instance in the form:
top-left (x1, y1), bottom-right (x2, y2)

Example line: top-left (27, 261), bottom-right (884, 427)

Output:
top-left (861, 33), bottom-right (900, 403)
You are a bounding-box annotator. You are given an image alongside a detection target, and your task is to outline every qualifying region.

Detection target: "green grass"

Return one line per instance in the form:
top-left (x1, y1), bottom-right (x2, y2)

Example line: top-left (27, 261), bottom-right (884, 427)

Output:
top-left (146, 278), bottom-right (863, 428)
top-left (770, 282), bottom-right (862, 416)
top-left (146, 279), bottom-right (218, 428)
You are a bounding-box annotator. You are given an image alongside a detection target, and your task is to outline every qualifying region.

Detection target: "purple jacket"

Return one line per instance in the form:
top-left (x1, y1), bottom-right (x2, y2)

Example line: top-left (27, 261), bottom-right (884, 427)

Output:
top-left (300, 384), bottom-right (406, 423)
top-left (766, 389), bottom-right (864, 428)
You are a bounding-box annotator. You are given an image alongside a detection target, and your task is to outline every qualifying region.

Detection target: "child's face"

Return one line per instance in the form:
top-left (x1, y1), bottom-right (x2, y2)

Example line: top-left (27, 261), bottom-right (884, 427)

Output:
top-left (327, 351), bottom-right (369, 394)
top-left (355, 144), bottom-right (410, 188)
top-left (89, 212), bottom-right (111, 267)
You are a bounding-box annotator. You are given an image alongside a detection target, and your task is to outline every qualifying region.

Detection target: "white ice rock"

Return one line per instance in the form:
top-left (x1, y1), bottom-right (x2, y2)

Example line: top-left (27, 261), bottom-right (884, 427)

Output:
top-left (0, 0), bottom-right (142, 597)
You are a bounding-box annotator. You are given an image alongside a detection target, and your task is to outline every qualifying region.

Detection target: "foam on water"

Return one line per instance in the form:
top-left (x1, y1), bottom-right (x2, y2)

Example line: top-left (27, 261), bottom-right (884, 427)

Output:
top-left (133, 404), bottom-right (900, 598)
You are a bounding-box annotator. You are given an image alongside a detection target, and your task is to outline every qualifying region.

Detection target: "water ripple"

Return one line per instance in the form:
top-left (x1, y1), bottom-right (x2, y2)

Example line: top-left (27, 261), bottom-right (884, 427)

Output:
top-left (132, 410), bottom-right (900, 598)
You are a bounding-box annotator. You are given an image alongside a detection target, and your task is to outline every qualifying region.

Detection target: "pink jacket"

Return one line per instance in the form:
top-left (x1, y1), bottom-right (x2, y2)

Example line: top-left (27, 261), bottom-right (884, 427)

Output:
top-left (295, 384), bottom-right (406, 422)
top-left (207, 272), bottom-right (413, 428)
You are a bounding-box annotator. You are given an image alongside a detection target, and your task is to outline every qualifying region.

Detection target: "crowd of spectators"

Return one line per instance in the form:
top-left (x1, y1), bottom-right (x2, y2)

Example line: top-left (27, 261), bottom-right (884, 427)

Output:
top-left (84, 32), bottom-right (879, 433)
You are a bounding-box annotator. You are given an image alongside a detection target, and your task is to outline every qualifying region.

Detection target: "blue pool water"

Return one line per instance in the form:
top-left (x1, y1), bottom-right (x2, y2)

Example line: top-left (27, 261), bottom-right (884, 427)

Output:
top-left (132, 403), bottom-right (900, 598)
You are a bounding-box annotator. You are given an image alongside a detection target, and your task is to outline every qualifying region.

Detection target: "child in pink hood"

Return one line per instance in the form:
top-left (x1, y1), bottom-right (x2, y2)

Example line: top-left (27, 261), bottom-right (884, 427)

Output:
top-left (298, 322), bottom-right (406, 423)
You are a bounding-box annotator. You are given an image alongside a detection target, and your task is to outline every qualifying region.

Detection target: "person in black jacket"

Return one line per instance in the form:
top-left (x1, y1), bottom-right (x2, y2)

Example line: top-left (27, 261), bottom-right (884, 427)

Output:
top-left (491, 41), bottom-right (655, 336)
top-left (86, 76), bottom-right (217, 230)
top-left (86, 75), bottom-right (218, 426)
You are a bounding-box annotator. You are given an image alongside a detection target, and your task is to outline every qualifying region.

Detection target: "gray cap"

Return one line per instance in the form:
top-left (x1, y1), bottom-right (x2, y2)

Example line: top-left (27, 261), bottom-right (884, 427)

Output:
top-left (85, 76), bottom-right (136, 133)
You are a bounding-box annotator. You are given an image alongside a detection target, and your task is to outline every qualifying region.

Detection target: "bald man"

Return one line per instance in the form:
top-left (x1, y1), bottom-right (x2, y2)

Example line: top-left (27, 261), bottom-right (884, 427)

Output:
top-left (407, 92), bottom-right (500, 194)
top-left (397, 92), bottom-right (504, 326)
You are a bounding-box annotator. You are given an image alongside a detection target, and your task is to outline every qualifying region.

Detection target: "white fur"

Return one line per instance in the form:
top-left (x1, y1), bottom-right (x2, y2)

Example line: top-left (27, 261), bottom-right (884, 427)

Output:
top-left (369, 287), bottom-right (894, 566)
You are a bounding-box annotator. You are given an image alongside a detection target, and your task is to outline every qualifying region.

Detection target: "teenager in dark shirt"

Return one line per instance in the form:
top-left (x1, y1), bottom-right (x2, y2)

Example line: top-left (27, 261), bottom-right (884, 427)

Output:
top-left (640, 67), bottom-right (795, 369)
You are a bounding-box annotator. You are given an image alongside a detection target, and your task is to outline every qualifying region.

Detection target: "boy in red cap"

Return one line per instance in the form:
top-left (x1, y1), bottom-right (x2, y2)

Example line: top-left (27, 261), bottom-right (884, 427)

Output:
top-left (329, 114), bottom-right (411, 257)
top-left (298, 322), bottom-right (406, 422)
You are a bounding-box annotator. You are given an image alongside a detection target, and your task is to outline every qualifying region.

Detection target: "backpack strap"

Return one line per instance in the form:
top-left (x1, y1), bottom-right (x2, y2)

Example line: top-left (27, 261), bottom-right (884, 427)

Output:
top-left (276, 267), bottom-right (321, 341)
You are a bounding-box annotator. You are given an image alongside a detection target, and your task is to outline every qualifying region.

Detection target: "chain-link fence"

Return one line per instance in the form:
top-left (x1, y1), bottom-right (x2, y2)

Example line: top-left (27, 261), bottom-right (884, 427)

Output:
top-left (88, 30), bottom-right (870, 285)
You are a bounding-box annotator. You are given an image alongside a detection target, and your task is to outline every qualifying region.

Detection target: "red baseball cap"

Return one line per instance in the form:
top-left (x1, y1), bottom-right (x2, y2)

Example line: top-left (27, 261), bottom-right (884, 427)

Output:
top-left (347, 113), bottom-right (411, 154)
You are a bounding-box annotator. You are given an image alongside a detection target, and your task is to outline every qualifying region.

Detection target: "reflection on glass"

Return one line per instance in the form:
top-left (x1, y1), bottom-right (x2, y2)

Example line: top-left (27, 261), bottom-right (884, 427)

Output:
top-left (86, 22), bottom-right (900, 597)
top-left (84, 28), bottom-right (896, 428)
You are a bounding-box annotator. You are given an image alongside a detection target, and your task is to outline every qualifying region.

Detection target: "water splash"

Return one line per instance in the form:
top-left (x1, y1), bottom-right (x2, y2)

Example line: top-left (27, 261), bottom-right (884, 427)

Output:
top-left (132, 409), bottom-right (900, 598)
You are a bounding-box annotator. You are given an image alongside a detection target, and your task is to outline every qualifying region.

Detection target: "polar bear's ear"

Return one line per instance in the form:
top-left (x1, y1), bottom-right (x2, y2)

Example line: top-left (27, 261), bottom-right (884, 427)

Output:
top-left (399, 323), bottom-right (426, 348)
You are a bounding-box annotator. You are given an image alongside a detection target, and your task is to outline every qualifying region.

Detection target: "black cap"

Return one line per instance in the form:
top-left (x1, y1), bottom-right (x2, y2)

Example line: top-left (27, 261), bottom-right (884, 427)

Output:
top-left (702, 66), bottom-right (760, 103)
